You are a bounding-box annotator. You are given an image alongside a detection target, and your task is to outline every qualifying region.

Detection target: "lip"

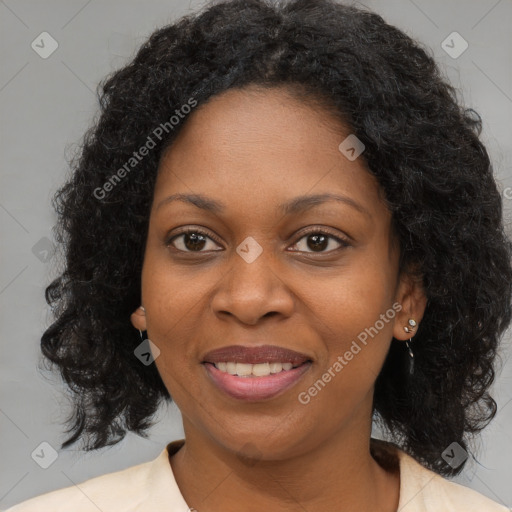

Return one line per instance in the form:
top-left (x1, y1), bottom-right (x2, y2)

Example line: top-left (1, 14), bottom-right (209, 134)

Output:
top-left (202, 344), bottom-right (311, 365)
top-left (203, 360), bottom-right (312, 401)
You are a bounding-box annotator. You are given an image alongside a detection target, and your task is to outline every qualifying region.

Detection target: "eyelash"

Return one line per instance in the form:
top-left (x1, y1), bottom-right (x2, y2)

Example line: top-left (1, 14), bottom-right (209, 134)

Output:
top-left (166, 226), bottom-right (350, 255)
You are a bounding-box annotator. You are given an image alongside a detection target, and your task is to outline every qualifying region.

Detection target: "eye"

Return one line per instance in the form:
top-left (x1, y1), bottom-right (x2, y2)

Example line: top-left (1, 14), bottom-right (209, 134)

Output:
top-left (288, 228), bottom-right (350, 254)
top-left (166, 227), bottom-right (350, 254)
top-left (167, 228), bottom-right (223, 252)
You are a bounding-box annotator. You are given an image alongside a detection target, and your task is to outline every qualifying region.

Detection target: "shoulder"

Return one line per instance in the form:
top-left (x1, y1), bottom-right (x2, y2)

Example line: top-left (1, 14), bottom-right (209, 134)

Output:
top-left (3, 458), bottom-right (156, 512)
top-left (3, 441), bottom-right (188, 512)
top-left (397, 447), bottom-right (510, 512)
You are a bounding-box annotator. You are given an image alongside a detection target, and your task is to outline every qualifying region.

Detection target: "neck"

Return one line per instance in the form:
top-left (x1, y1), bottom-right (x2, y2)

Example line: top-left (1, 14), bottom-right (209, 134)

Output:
top-left (169, 404), bottom-right (400, 512)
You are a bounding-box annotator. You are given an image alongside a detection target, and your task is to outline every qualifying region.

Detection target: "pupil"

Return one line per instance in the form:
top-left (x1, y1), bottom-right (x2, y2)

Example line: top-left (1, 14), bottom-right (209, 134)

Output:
top-left (182, 233), bottom-right (328, 252)
top-left (185, 232), bottom-right (206, 251)
top-left (308, 234), bottom-right (327, 251)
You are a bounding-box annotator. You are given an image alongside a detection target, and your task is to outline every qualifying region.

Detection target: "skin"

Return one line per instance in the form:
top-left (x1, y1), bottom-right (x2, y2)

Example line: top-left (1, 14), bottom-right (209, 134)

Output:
top-left (131, 85), bottom-right (427, 512)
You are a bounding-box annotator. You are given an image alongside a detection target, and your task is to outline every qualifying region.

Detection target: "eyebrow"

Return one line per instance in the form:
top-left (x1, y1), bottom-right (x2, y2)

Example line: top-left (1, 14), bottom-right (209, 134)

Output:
top-left (156, 192), bottom-right (371, 218)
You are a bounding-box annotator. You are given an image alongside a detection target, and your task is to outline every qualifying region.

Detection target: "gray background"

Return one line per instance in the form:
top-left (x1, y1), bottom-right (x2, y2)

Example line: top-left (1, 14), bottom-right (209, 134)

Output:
top-left (1, 0), bottom-right (511, 509)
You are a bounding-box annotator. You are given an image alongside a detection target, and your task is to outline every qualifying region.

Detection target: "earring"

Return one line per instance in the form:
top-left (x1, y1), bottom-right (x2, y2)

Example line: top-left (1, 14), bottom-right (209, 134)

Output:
top-left (405, 338), bottom-right (414, 375)
top-left (404, 319), bottom-right (416, 375)
top-left (138, 306), bottom-right (147, 342)
top-left (403, 318), bottom-right (416, 333)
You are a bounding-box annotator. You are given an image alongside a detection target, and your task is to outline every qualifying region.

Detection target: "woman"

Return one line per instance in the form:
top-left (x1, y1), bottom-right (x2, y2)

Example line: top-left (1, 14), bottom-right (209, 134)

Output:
top-left (5, 0), bottom-right (511, 510)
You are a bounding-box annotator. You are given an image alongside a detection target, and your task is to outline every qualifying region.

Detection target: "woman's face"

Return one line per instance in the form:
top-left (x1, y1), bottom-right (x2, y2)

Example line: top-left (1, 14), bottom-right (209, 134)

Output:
top-left (131, 85), bottom-right (426, 460)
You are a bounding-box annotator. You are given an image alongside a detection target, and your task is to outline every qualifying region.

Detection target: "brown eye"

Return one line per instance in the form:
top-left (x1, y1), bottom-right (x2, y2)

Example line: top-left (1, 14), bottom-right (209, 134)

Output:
top-left (289, 230), bottom-right (349, 254)
top-left (167, 230), bottom-right (222, 252)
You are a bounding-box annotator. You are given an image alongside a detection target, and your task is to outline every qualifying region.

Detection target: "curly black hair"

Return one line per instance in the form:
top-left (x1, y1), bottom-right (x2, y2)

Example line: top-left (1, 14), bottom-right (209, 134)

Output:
top-left (40, 0), bottom-right (512, 477)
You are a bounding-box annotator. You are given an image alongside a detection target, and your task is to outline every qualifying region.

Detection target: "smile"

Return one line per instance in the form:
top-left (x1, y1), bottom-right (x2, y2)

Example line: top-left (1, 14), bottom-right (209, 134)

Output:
top-left (213, 361), bottom-right (301, 376)
top-left (203, 360), bottom-right (312, 401)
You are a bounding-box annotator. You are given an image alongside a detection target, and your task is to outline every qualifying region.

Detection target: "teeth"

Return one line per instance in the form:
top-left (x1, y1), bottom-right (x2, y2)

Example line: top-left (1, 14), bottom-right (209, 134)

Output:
top-left (236, 363), bottom-right (253, 376)
top-left (268, 362), bottom-right (280, 373)
top-left (252, 362), bottom-right (270, 376)
top-left (213, 361), bottom-right (298, 377)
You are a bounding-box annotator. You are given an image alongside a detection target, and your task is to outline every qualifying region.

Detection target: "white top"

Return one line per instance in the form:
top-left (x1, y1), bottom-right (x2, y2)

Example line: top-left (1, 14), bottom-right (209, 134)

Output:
top-left (3, 439), bottom-right (509, 511)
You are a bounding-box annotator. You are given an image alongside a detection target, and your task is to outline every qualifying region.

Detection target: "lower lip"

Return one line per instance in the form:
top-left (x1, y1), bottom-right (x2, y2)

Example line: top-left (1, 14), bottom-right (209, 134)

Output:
top-left (203, 362), bottom-right (312, 401)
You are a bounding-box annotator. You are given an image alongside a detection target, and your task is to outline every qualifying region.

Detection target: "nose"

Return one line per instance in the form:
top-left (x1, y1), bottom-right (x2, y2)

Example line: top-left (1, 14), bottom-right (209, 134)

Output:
top-left (211, 243), bottom-right (295, 325)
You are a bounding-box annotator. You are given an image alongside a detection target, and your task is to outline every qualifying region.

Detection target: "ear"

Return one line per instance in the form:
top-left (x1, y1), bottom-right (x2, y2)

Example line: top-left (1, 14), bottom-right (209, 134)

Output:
top-left (392, 265), bottom-right (427, 341)
top-left (130, 306), bottom-right (147, 332)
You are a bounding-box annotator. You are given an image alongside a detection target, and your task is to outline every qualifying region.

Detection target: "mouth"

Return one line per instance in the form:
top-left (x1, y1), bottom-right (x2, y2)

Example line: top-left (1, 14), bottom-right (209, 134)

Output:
top-left (201, 345), bottom-right (313, 401)
top-left (206, 360), bottom-right (306, 376)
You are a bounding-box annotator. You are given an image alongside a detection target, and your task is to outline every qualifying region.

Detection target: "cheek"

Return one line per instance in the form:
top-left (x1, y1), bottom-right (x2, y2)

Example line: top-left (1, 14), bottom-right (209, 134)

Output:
top-left (140, 256), bottom-right (204, 375)
top-left (303, 253), bottom-right (395, 326)
top-left (296, 254), bottom-right (396, 372)
top-left (141, 239), bottom-right (214, 333)
top-left (295, 273), bottom-right (396, 426)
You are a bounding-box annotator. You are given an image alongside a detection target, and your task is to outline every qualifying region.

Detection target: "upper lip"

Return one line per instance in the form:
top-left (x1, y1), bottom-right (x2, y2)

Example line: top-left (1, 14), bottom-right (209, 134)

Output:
top-left (202, 345), bottom-right (312, 365)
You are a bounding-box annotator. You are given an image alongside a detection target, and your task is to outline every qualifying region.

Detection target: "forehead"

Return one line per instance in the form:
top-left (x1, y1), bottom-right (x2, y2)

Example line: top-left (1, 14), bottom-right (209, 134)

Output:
top-left (153, 86), bottom-right (387, 221)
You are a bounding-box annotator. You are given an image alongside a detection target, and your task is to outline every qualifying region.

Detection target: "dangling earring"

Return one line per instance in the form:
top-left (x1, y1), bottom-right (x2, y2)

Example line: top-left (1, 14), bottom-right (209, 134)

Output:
top-left (138, 306), bottom-right (147, 342)
top-left (403, 319), bottom-right (417, 375)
